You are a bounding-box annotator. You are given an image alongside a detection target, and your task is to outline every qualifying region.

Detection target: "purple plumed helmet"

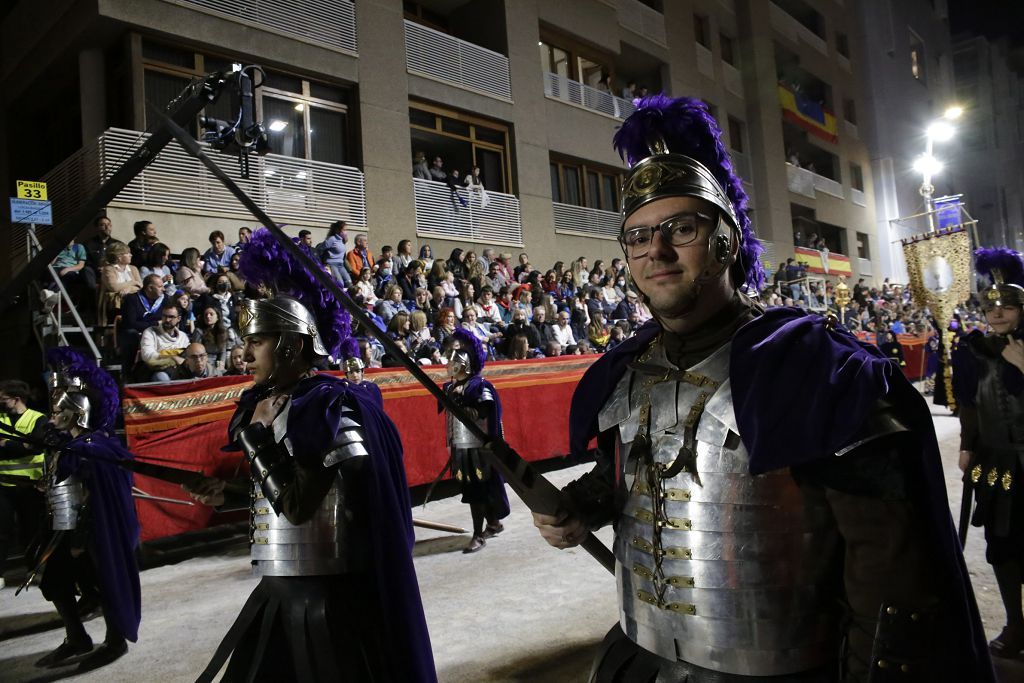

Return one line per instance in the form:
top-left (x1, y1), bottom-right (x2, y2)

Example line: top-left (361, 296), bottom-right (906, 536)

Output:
top-left (45, 347), bottom-right (120, 432)
top-left (239, 228), bottom-right (354, 360)
top-left (975, 246), bottom-right (1024, 311)
top-left (613, 94), bottom-right (765, 291)
top-left (451, 328), bottom-right (486, 376)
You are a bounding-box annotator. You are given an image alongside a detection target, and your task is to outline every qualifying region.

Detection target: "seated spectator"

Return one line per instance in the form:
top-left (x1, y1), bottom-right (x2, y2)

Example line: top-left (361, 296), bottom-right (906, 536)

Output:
top-left (543, 340), bottom-right (562, 358)
top-left (387, 311), bottom-right (414, 350)
top-left (606, 325), bottom-right (627, 351)
top-left (191, 305), bottom-right (240, 368)
top-left (575, 340), bottom-right (594, 355)
top-left (175, 247), bottom-right (211, 297)
top-left (98, 242), bottom-right (142, 327)
top-left (223, 344), bottom-right (248, 376)
top-left (139, 303), bottom-right (189, 382)
top-left (226, 251), bottom-right (250, 294)
top-left (453, 281), bottom-right (475, 320)
top-left (430, 286), bottom-right (447, 314)
top-left (140, 242), bottom-right (175, 296)
top-left (175, 342), bottom-right (220, 380)
top-left (460, 306), bottom-right (501, 351)
top-left (494, 286), bottom-right (514, 325)
top-left (541, 270), bottom-right (559, 294)
top-left (476, 287), bottom-right (503, 325)
top-left (556, 271), bottom-right (577, 301)
top-left (202, 230), bottom-right (236, 274)
top-left (411, 287), bottom-right (434, 318)
top-left (41, 238), bottom-right (92, 312)
top-left (418, 244), bottom-right (434, 271)
top-left (552, 310), bottom-right (577, 351)
top-left (374, 257), bottom-right (395, 296)
top-left (321, 221), bottom-right (352, 287)
top-left (513, 253), bottom-right (531, 282)
top-left (346, 233), bottom-right (375, 279)
top-left (374, 284), bottom-right (408, 325)
top-left (398, 260), bottom-right (423, 301)
top-left (446, 248), bottom-right (467, 285)
top-left (233, 226), bottom-right (252, 251)
top-left (175, 290), bottom-right (196, 336)
top-left (128, 220), bottom-right (158, 267)
top-left (296, 230), bottom-right (315, 257)
top-left (465, 254), bottom-right (485, 290)
top-left (393, 240), bottom-right (414, 275)
top-left (84, 215), bottom-right (123, 288)
top-left (198, 273), bottom-right (238, 328)
top-left (507, 334), bottom-right (530, 360)
top-left (496, 252), bottom-right (515, 284)
top-left (603, 274), bottom-right (624, 308)
top-left (611, 289), bottom-right (641, 321)
top-left (587, 311), bottom-right (611, 351)
top-left (120, 275), bottom-right (165, 344)
top-left (408, 310), bottom-right (434, 356)
top-left (440, 271), bottom-right (459, 303)
top-left (353, 267), bottom-right (379, 307)
top-left (483, 261), bottom-right (506, 292)
top-left (502, 308), bottom-right (539, 356)
top-left (433, 307), bottom-right (458, 348)
top-left (531, 306), bottom-right (554, 346)
top-left (358, 339), bottom-right (383, 369)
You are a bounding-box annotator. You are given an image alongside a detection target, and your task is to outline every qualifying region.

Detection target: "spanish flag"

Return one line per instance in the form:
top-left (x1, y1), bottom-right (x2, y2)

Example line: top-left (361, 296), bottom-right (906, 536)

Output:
top-left (778, 84), bottom-right (838, 144)
top-left (795, 246), bottom-right (852, 276)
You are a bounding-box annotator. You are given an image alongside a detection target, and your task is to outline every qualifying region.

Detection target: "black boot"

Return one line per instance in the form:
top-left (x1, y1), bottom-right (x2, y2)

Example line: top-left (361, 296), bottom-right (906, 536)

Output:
top-left (35, 637), bottom-right (94, 668)
top-left (482, 521), bottom-right (504, 538)
top-left (462, 535), bottom-right (486, 553)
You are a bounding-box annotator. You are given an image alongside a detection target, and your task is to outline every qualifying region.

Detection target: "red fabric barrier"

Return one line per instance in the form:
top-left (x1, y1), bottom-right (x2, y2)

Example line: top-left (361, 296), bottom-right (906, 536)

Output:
top-left (122, 356), bottom-right (597, 541)
top-left (853, 332), bottom-right (931, 381)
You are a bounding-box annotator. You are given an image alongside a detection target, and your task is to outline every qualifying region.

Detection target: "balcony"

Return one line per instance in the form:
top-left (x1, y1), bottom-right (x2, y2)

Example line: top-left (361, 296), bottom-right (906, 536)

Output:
top-left (769, 2), bottom-right (827, 55)
top-left (552, 202), bottom-right (620, 240)
top-left (850, 188), bottom-right (867, 207)
top-left (723, 62), bottom-right (744, 98)
top-left (616, 0), bottom-right (667, 47)
top-left (404, 20), bottom-right (512, 102)
top-left (858, 257), bottom-right (872, 276)
top-left (543, 72), bottom-right (636, 120)
top-left (42, 128), bottom-right (367, 229)
top-left (786, 162), bottom-right (842, 200)
top-left (413, 178), bottom-right (522, 246)
top-left (843, 120), bottom-right (859, 140)
top-left (696, 43), bottom-right (714, 78)
top-left (167, 0), bottom-right (357, 54)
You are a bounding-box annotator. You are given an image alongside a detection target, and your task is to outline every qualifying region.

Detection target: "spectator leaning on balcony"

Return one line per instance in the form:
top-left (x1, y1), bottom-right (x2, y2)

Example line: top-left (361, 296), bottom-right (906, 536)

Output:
top-left (202, 230), bottom-right (236, 274)
top-left (128, 220), bottom-right (158, 267)
top-left (139, 303), bottom-right (189, 382)
top-left (429, 155), bottom-right (446, 182)
top-left (346, 233), bottom-right (375, 279)
top-left (98, 242), bottom-right (142, 327)
top-left (412, 151), bottom-right (431, 180)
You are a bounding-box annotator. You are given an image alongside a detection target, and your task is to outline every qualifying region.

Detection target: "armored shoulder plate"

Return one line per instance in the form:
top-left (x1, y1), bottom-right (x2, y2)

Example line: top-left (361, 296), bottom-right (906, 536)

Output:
top-left (323, 402), bottom-right (369, 467)
top-left (835, 397), bottom-right (912, 457)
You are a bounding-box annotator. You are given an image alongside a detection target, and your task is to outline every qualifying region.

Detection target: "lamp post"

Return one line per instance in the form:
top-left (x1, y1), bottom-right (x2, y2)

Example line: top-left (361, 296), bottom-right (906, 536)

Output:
top-left (914, 106), bottom-right (963, 232)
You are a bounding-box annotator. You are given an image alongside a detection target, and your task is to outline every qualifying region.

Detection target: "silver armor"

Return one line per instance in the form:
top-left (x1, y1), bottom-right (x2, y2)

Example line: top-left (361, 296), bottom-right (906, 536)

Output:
top-left (446, 386), bottom-right (492, 448)
top-left (250, 400), bottom-right (369, 576)
top-left (238, 295), bottom-right (329, 357)
top-left (48, 472), bottom-right (85, 531)
top-left (600, 340), bottom-right (840, 676)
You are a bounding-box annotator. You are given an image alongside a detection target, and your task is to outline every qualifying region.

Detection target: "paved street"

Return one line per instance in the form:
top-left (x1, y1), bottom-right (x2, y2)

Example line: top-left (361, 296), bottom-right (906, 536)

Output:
top-left (0, 401), bottom-right (1021, 682)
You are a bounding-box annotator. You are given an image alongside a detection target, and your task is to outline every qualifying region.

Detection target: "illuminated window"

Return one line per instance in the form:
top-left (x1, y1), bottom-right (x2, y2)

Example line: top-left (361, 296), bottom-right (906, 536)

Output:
top-left (909, 30), bottom-right (926, 83)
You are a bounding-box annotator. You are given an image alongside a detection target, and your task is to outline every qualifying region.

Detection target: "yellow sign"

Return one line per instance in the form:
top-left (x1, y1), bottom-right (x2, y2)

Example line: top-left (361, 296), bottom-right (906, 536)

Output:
top-left (16, 180), bottom-right (47, 201)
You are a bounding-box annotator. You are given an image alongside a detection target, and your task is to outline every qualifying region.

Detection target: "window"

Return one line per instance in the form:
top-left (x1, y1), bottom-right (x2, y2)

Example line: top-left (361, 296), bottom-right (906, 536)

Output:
top-left (409, 103), bottom-right (513, 193)
top-left (694, 15), bottom-right (710, 49)
top-left (849, 163), bottom-right (864, 191)
top-left (909, 30), bottom-right (926, 83)
top-left (140, 39), bottom-right (353, 166)
top-left (727, 116), bottom-right (745, 153)
top-left (550, 156), bottom-right (621, 212)
top-left (856, 232), bottom-right (870, 259)
top-left (539, 32), bottom-right (612, 87)
top-left (539, 41), bottom-right (571, 79)
top-left (843, 98), bottom-right (857, 125)
top-left (720, 33), bottom-right (737, 66)
top-left (836, 31), bottom-right (850, 59)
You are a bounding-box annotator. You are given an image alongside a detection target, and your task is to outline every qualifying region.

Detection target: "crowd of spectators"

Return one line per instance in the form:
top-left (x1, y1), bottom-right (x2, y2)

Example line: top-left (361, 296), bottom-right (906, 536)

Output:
top-left (42, 213), bottom-right (992, 385)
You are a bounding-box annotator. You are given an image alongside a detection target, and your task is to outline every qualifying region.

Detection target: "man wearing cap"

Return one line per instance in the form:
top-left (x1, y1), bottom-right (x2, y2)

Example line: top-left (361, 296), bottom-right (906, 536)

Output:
top-left (532, 95), bottom-right (992, 681)
top-left (954, 247), bottom-right (1024, 660)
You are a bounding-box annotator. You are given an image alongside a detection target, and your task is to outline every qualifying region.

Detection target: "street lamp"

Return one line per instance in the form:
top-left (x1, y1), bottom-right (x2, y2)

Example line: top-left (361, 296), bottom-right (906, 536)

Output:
top-left (918, 106), bottom-right (963, 232)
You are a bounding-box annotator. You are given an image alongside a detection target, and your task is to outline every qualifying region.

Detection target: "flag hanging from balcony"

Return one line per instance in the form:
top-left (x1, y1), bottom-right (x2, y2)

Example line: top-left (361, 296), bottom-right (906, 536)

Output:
top-left (778, 84), bottom-right (838, 144)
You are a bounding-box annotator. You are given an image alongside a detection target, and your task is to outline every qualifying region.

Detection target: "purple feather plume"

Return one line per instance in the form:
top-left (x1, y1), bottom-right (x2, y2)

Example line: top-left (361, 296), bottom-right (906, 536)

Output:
top-left (975, 247), bottom-right (1024, 288)
top-left (45, 347), bottom-right (120, 432)
top-left (452, 328), bottom-right (486, 376)
top-left (613, 94), bottom-right (765, 291)
top-left (239, 228), bottom-right (353, 359)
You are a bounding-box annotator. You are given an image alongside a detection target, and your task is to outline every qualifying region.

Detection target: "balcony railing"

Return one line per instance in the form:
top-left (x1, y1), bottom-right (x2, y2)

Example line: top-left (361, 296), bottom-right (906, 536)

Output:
top-left (844, 120), bottom-right (859, 140)
top-left (42, 128), bottom-right (367, 229)
top-left (850, 188), bottom-right (867, 207)
top-left (168, 0), bottom-right (357, 54)
top-left (543, 72), bottom-right (636, 120)
top-left (552, 202), bottom-right (620, 240)
top-left (858, 257), bottom-right (872, 276)
top-left (616, 0), bottom-right (667, 46)
top-left (413, 178), bottom-right (522, 246)
top-left (404, 20), bottom-right (512, 101)
top-left (786, 162), bottom-right (844, 200)
top-left (769, 2), bottom-right (827, 55)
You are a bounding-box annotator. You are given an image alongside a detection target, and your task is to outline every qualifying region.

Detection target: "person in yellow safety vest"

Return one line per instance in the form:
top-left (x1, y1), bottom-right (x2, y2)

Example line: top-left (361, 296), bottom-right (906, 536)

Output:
top-left (0, 379), bottom-right (48, 589)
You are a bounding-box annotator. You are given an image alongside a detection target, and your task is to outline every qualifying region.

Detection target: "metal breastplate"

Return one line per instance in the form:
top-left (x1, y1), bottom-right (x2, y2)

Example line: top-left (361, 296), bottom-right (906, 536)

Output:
top-left (250, 400), bottom-right (369, 577)
top-left (49, 473), bottom-right (85, 531)
top-left (600, 341), bottom-right (840, 676)
top-left (447, 385), bottom-right (492, 448)
top-left (974, 350), bottom-right (1024, 451)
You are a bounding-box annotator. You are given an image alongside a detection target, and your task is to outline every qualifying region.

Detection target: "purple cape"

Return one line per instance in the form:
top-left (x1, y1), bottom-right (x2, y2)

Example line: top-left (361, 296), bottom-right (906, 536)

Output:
top-left (569, 307), bottom-right (993, 681)
top-left (57, 432), bottom-right (141, 642)
top-left (269, 373), bottom-right (437, 682)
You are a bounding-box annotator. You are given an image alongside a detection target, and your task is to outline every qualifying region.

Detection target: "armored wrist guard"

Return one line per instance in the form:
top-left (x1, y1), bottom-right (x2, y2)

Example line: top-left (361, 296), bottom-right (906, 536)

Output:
top-left (239, 422), bottom-right (293, 513)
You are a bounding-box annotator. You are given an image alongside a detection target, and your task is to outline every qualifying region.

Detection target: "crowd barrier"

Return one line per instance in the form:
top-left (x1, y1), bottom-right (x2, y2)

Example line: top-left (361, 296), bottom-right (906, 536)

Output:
top-left (122, 356), bottom-right (596, 541)
top-left (852, 331), bottom-right (933, 381)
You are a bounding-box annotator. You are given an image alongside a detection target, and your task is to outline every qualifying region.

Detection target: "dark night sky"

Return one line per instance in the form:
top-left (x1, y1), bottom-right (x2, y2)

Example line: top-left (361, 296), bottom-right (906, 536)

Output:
top-left (948, 0), bottom-right (1024, 46)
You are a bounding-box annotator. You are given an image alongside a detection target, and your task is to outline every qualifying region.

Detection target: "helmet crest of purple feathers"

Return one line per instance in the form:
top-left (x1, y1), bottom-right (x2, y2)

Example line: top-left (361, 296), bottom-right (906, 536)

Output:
top-left (613, 94), bottom-right (765, 291)
top-left (45, 347), bottom-right (120, 432)
top-left (975, 247), bottom-right (1024, 288)
top-left (451, 328), bottom-right (486, 376)
top-left (239, 228), bottom-right (357, 360)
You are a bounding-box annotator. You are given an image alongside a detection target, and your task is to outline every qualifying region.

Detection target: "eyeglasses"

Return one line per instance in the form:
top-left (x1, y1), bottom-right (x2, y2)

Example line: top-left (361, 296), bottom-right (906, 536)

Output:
top-left (618, 211), bottom-right (714, 259)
